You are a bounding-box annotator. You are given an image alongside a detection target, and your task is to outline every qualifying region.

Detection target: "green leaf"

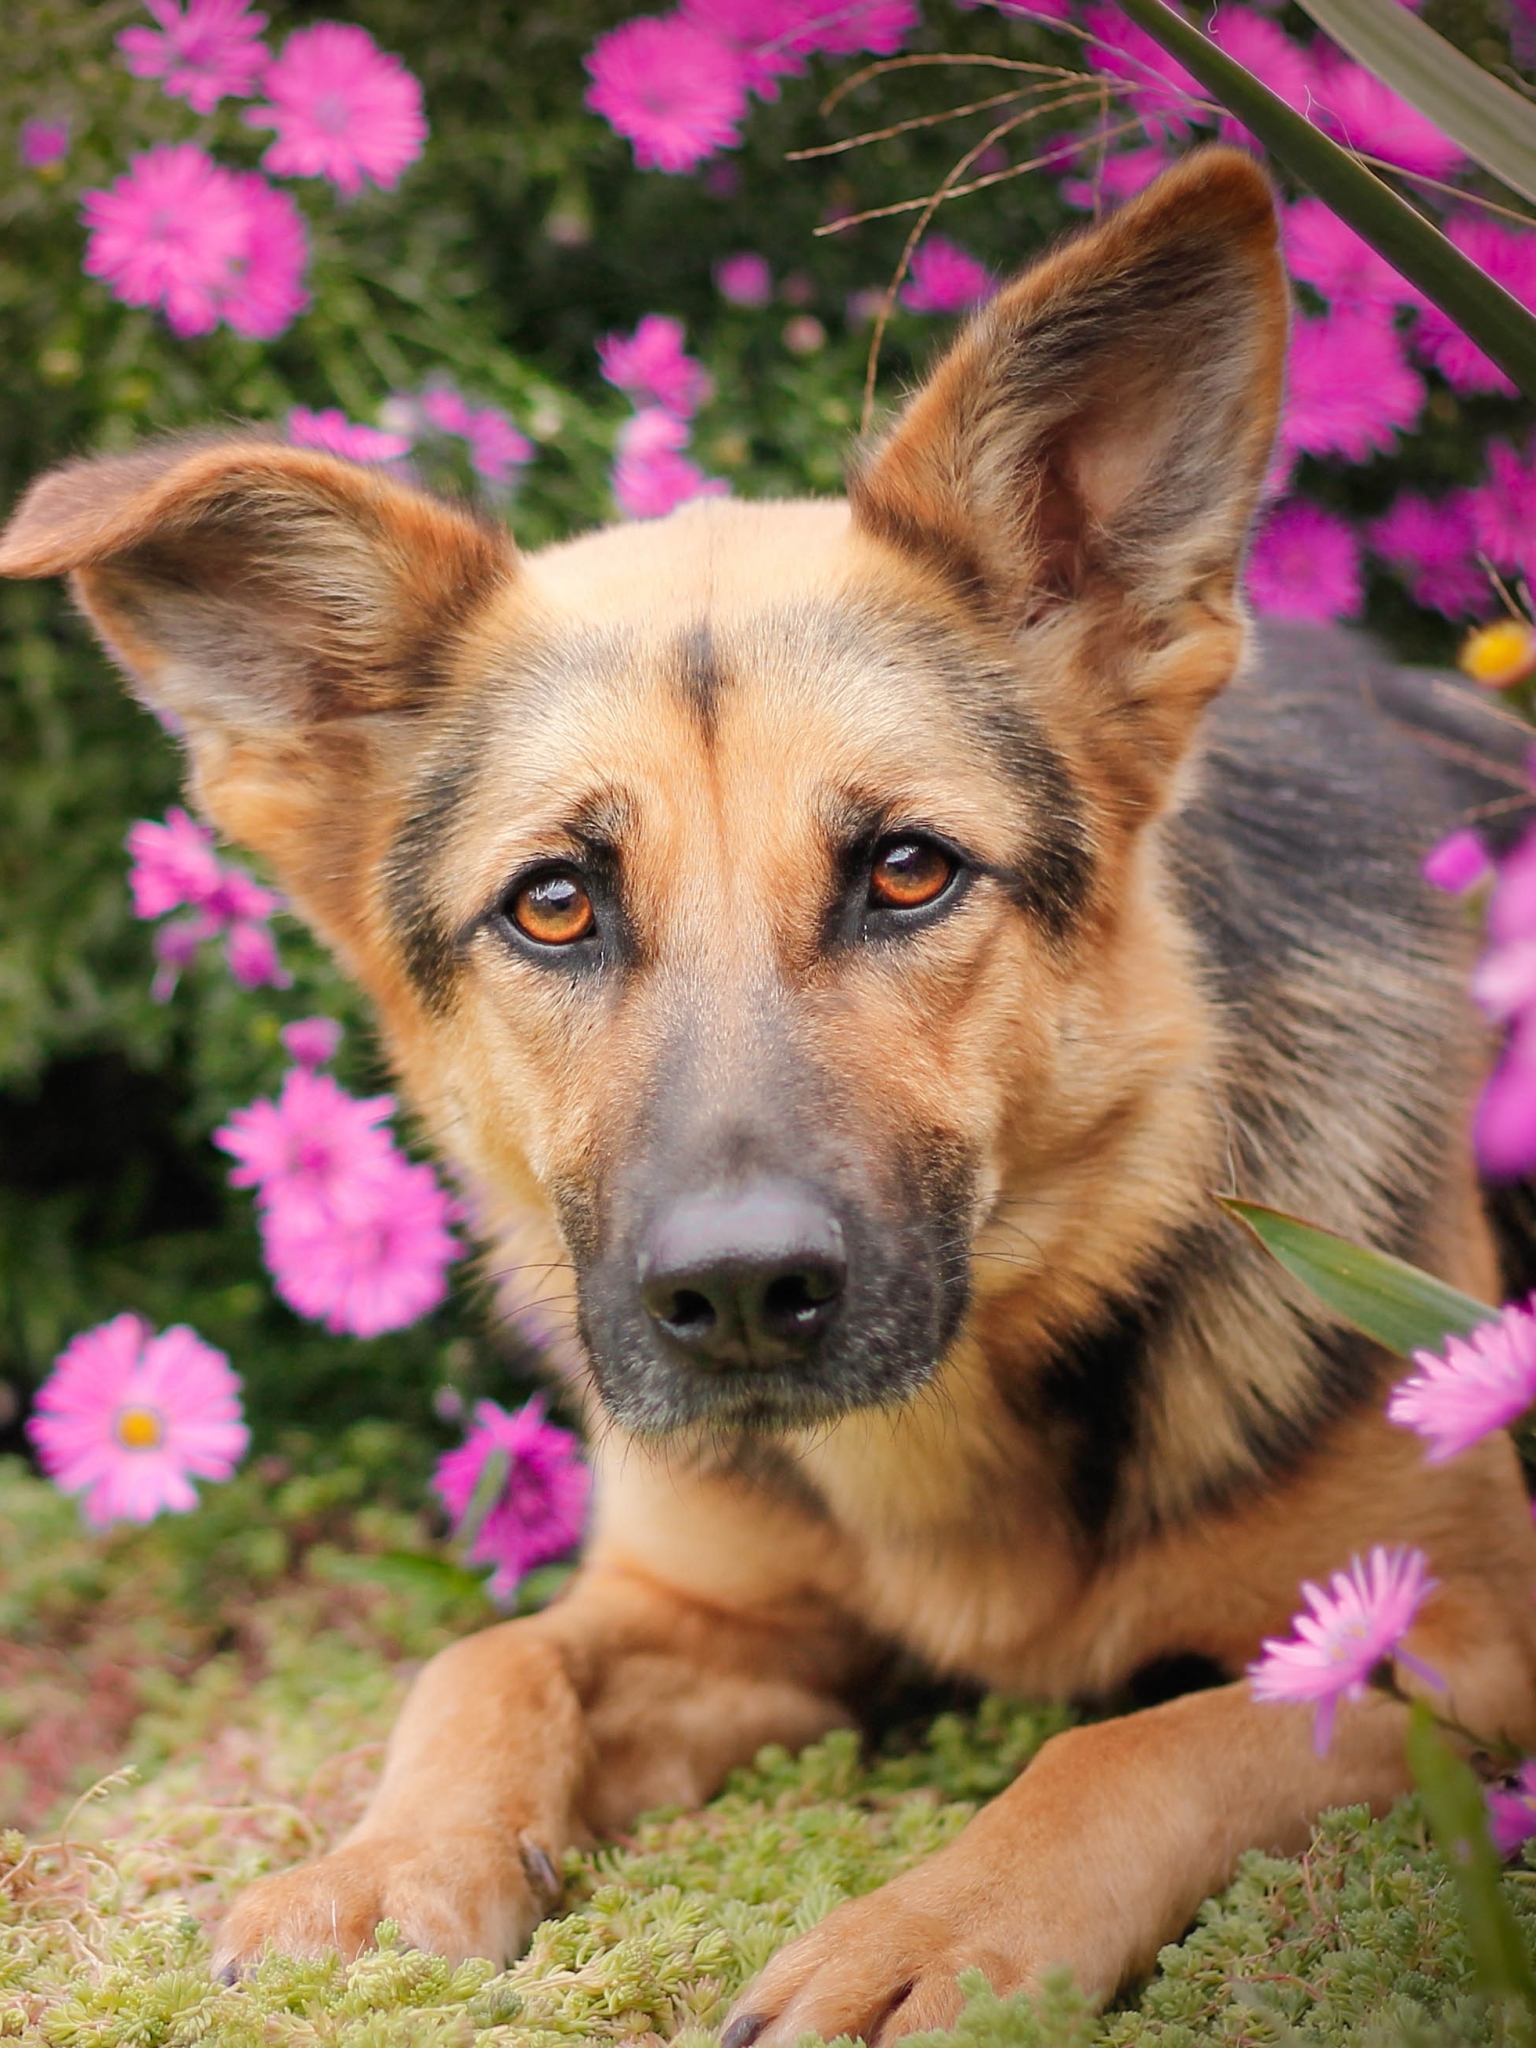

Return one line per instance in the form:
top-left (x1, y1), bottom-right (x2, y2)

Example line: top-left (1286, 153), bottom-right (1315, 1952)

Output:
top-left (347, 1550), bottom-right (496, 1603)
top-left (1110, 0), bottom-right (1536, 401)
top-left (1407, 1702), bottom-right (1536, 2011)
top-left (1293, 0), bottom-right (1536, 209)
top-left (1218, 1198), bottom-right (1495, 1355)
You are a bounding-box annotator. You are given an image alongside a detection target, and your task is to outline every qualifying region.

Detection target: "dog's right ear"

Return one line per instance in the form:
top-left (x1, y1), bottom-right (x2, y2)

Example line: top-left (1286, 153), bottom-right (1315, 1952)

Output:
top-left (0, 434), bottom-right (515, 954)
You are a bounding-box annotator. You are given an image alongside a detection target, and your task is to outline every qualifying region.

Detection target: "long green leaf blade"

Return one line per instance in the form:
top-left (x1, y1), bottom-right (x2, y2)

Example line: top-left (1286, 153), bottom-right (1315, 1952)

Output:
top-left (1407, 1703), bottom-right (1536, 2011)
top-left (1110, 0), bottom-right (1536, 400)
top-left (1294, 0), bottom-right (1536, 209)
top-left (1219, 1197), bottom-right (1495, 1355)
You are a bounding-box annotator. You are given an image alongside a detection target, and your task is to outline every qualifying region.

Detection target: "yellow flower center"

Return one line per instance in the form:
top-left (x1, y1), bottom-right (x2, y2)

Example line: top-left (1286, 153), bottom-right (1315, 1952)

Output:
top-left (1459, 619), bottom-right (1536, 690)
top-left (115, 1405), bottom-right (164, 1450)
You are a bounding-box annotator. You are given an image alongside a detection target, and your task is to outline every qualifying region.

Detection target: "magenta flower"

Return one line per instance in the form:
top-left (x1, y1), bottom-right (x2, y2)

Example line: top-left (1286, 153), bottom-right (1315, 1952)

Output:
top-left (220, 171), bottom-right (309, 340)
top-left (127, 809), bottom-right (288, 996)
top-left (1476, 1017), bottom-right (1536, 1179)
top-left (795, 0), bottom-right (919, 55)
top-left (716, 251), bottom-right (773, 307)
top-left (280, 1015), bottom-right (344, 1070)
top-left (1249, 1546), bottom-right (1440, 1754)
top-left (433, 1396), bottom-right (590, 1600)
top-left (465, 408), bottom-right (534, 486)
top-left (1282, 309), bottom-right (1426, 465)
top-left (1208, 9), bottom-right (1312, 148)
top-left (585, 15), bottom-right (748, 173)
top-left (259, 1153), bottom-right (459, 1337)
top-left (82, 143), bottom-right (251, 339)
top-left (1489, 1760), bottom-right (1536, 1858)
top-left (1388, 1302), bottom-right (1536, 1463)
top-left (1415, 219), bottom-right (1536, 398)
top-left (1082, 3), bottom-right (1206, 139)
top-left (599, 314), bottom-right (713, 418)
top-left (1368, 491), bottom-right (1488, 620)
top-left (611, 410), bottom-right (728, 520)
top-left (117, 0), bottom-right (270, 114)
top-left (1422, 828), bottom-right (1493, 894)
top-left (246, 22), bottom-right (426, 196)
top-left (19, 119), bottom-right (70, 169)
top-left (214, 1067), bottom-right (396, 1200)
top-left (680, 0), bottom-right (811, 94)
top-left (1310, 56), bottom-right (1462, 177)
top-left (1282, 197), bottom-right (1418, 313)
top-left (422, 387), bottom-right (475, 437)
top-left (1247, 500), bottom-right (1363, 623)
top-left (128, 808), bottom-right (224, 919)
top-left (1057, 138), bottom-right (1172, 211)
top-left (1468, 440), bottom-right (1536, 583)
top-left (28, 1314), bottom-right (248, 1528)
top-left (900, 236), bottom-right (995, 315)
top-left (287, 405), bottom-right (411, 463)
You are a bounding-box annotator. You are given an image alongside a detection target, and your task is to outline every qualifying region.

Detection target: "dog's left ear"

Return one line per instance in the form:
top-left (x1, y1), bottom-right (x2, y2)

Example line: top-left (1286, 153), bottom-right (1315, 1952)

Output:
top-left (850, 147), bottom-right (1287, 778)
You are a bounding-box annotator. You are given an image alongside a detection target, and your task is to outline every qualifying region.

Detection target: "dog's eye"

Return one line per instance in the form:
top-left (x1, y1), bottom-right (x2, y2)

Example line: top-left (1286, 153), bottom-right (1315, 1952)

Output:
top-left (508, 868), bottom-right (595, 946)
top-left (868, 837), bottom-right (956, 912)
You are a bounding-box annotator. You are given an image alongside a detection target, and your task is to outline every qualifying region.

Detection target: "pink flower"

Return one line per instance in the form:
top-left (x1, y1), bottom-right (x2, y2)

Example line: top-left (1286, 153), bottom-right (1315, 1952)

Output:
top-left (1476, 1014), bottom-right (1536, 1179)
top-left (20, 120), bottom-right (69, 169)
top-left (1208, 8), bottom-right (1312, 148)
top-left (224, 917), bottom-right (290, 990)
top-left (28, 1314), bottom-right (248, 1528)
top-left (1310, 55), bottom-right (1462, 177)
top-left (613, 447), bottom-right (730, 519)
top-left (259, 1151), bottom-right (459, 1337)
top-left (219, 172), bottom-right (309, 340)
top-left (1247, 500), bottom-right (1363, 622)
top-left (680, 0), bottom-right (812, 94)
top-left (128, 809), bottom-right (287, 995)
top-left (794, 0), bottom-right (920, 56)
top-left (1489, 1759), bottom-right (1536, 1857)
top-left (422, 387), bottom-right (475, 436)
top-left (117, 0), bottom-right (269, 114)
top-left (1282, 308), bottom-right (1426, 465)
top-left (716, 251), bottom-right (773, 306)
top-left (246, 22), bottom-right (426, 196)
top-left (1468, 441), bottom-right (1536, 582)
top-left (1388, 1301), bottom-right (1536, 1462)
top-left (1082, 3), bottom-right (1206, 140)
top-left (280, 1016), bottom-right (343, 1069)
top-left (1367, 491), bottom-right (1488, 619)
top-left (599, 314), bottom-right (713, 417)
top-left (585, 15), bottom-right (749, 174)
top-left (1249, 1546), bottom-right (1441, 1753)
top-left (900, 235), bottom-right (995, 315)
top-left (214, 1067), bottom-right (396, 1199)
top-left (128, 808), bottom-right (223, 919)
top-left (287, 405), bottom-right (411, 462)
top-left (1057, 138), bottom-right (1172, 211)
top-left (433, 1396), bottom-right (590, 1599)
top-left (1415, 218), bottom-right (1536, 398)
top-left (82, 143), bottom-right (251, 339)
top-left (1282, 197), bottom-right (1418, 312)
top-left (1422, 828), bottom-right (1492, 894)
top-left (465, 408), bottom-right (534, 486)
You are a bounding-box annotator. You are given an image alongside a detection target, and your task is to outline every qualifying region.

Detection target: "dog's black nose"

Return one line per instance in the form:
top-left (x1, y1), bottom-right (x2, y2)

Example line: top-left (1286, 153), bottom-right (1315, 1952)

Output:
top-left (638, 1181), bottom-right (846, 1369)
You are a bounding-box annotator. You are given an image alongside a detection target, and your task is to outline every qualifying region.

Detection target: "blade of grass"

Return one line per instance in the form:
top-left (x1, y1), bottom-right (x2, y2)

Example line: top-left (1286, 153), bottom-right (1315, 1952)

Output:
top-left (1111, 0), bottom-right (1536, 399)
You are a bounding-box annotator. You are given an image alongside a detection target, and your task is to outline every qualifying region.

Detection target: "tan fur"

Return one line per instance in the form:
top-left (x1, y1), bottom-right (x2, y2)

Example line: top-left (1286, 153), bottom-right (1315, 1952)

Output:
top-left (5, 150), bottom-right (1536, 2040)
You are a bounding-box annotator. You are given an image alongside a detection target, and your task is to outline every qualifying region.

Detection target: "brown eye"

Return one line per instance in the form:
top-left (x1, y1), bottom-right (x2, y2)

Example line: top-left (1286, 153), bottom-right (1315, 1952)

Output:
top-left (868, 837), bottom-right (956, 912)
top-left (509, 868), bottom-right (595, 946)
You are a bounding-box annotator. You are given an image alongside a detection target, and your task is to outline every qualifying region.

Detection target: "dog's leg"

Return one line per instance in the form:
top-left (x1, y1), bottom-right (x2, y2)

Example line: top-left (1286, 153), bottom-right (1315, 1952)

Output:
top-left (211, 1562), bottom-right (853, 1976)
top-left (722, 1678), bottom-right (1414, 2048)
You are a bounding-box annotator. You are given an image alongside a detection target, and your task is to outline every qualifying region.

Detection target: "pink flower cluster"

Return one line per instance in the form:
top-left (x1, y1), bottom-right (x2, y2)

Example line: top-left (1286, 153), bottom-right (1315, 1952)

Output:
top-left (584, 1), bottom-right (918, 173)
top-left (432, 1395), bottom-right (590, 1600)
top-left (1450, 821), bottom-right (1536, 1178)
top-left (127, 808), bottom-right (290, 998)
top-left (89, 2), bottom-right (425, 342)
top-left (214, 1020), bottom-right (460, 1339)
top-left (287, 405), bottom-right (411, 463)
top-left (382, 387), bottom-right (535, 489)
top-left (1389, 1301), bottom-right (1536, 1461)
top-left (29, 1313), bottom-right (248, 1528)
top-left (900, 236), bottom-right (995, 316)
top-left (601, 315), bottom-right (728, 519)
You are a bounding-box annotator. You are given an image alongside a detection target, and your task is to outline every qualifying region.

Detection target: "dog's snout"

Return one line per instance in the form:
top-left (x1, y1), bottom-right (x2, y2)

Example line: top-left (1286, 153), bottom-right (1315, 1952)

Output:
top-left (638, 1181), bottom-right (846, 1369)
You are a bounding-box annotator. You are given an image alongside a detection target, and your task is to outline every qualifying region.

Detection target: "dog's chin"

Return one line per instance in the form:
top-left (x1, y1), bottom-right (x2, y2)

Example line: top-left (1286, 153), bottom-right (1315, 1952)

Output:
top-left (585, 1336), bottom-right (945, 1439)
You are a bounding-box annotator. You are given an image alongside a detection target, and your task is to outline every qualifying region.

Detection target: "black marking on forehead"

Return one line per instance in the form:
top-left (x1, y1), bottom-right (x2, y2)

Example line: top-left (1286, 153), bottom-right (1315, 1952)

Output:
top-left (383, 730), bottom-right (484, 1014)
top-left (675, 619), bottom-right (723, 739)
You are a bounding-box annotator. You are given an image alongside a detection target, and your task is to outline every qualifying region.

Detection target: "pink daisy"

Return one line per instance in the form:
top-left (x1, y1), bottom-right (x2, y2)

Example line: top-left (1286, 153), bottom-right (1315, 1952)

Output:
top-left (1415, 218), bottom-right (1536, 399)
top-left (1057, 138), bottom-right (1172, 211)
top-left (1388, 1301), bottom-right (1536, 1462)
top-left (1468, 440), bottom-right (1536, 582)
top-left (246, 22), bottom-right (427, 197)
top-left (794, 0), bottom-right (920, 56)
top-left (1282, 197), bottom-right (1419, 313)
top-left (1247, 500), bottom-right (1363, 622)
top-left (1476, 1013), bottom-right (1536, 1179)
top-left (585, 15), bottom-right (749, 173)
top-left (1422, 828), bottom-right (1493, 894)
top-left (1081, 4), bottom-right (1207, 140)
top-left (421, 387), bottom-right (475, 436)
top-left (259, 1152), bottom-right (459, 1338)
top-left (82, 143), bottom-right (251, 339)
top-left (214, 1066), bottom-right (396, 1199)
top-left (1249, 1546), bottom-right (1441, 1754)
top-left (433, 1396), bottom-right (590, 1600)
top-left (1489, 1759), bottom-right (1536, 1857)
top-left (679, 0), bottom-right (813, 95)
top-left (127, 808), bottom-right (224, 919)
top-left (900, 235), bottom-right (995, 315)
top-left (1310, 56), bottom-right (1462, 178)
top-left (220, 171), bottom-right (309, 340)
top-left (1208, 8), bottom-right (1313, 149)
top-left (223, 918), bottom-right (289, 990)
top-left (613, 447), bottom-right (730, 519)
top-left (20, 120), bottom-right (69, 169)
top-left (279, 1016), bottom-right (344, 1070)
top-left (117, 0), bottom-right (269, 115)
top-left (1367, 491), bottom-right (1489, 619)
top-left (465, 408), bottom-right (534, 486)
top-left (599, 313), bottom-right (713, 417)
top-left (287, 405), bottom-right (411, 463)
top-left (28, 1314), bottom-right (248, 1528)
top-left (716, 251), bottom-right (773, 307)
top-left (1281, 308), bottom-right (1426, 465)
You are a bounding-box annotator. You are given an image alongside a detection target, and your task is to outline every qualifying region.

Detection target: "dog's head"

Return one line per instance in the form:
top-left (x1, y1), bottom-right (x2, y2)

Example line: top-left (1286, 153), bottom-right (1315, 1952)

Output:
top-left (0, 150), bottom-right (1286, 1439)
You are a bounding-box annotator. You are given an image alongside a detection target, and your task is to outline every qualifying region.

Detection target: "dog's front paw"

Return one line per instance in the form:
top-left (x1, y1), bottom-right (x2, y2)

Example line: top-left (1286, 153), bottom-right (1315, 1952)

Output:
top-left (210, 1826), bottom-right (562, 1977)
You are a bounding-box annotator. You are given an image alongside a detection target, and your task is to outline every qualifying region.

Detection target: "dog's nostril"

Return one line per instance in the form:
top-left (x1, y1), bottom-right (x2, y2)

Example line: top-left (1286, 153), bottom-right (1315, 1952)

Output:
top-left (761, 1266), bottom-right (841, 1333)
top-left (662, 1287), bottom-right (717, 1334)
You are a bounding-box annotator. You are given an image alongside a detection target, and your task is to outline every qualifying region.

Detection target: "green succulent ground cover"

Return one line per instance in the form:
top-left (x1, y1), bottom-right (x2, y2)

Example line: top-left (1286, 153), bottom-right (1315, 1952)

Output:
top-left (2, 1452), bottom-right (1531, 2048)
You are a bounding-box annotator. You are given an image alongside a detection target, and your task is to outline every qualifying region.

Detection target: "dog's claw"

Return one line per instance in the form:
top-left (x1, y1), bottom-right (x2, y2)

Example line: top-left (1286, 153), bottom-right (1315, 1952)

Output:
top-left (213, 1962), bottom-right (240, 1987)
top-left (722, 2013), bottom-right (765, 2048)
top-left (518, 1833), bottom-right (561, 1908)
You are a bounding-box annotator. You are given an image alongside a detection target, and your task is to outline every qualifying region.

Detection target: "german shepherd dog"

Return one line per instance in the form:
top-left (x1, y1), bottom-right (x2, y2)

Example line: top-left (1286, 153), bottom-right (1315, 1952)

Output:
top-left (6, 148), bottom-right (1536, 2039)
